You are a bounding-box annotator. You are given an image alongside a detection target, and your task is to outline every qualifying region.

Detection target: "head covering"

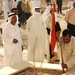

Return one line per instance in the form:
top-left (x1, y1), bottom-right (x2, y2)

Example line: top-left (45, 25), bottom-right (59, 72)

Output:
top-left (8, 13), bottom-right (15, 17)
top-left (32, 6), bottom-right (40, 14)
top-left (32, 7), bottom-right (41, 15)
top-left (55, 22), bottom-right (61, 32)
top-left (35, 7), bottom-right (40, 10)
top-left (8, 13), bottom-right (19, 24)
top-left (11, 8), bottom-right (18, 12)
top-left (6, 13), bottom-right (15, 22)
top-left (1, 13), bottom-right (17, 29)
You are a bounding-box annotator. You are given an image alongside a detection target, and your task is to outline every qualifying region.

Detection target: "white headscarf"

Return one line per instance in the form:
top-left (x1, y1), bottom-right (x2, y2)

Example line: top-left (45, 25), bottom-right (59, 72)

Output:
top-left (32, 7), bottom-right (41, 15)
top-left (1, 13), bottom-right (18, 29)
top-left (7, 13), bottom-right (15, 23)
top-left (8, 13), bottom-right (19, 25)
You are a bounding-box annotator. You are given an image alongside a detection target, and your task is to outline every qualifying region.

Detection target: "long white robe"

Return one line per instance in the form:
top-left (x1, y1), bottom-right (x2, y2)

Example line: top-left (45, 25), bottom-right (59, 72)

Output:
top-left (26, 12), bottom-right (46, 62)
top-left (42, 5), bottom-right (52, 29)
top-left (2, 22), bottom-right (22, 67)
top-left (42, 5), bottom-right (52, 59)
top-left (60, 36), bottom-right (75, 69)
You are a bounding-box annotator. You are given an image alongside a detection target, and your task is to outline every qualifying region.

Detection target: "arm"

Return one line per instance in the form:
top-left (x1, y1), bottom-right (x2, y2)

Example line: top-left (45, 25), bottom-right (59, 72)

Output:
top-left (64, 11), bottom-right (70, 22)
top-left (65, 40), bottom-right (75, 69)
top-left (2, 25), bottom-right (13, 44)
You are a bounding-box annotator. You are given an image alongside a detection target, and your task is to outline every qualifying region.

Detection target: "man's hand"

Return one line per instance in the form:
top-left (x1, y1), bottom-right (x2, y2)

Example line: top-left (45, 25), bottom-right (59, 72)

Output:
top-left (61, 63), bottom-right (67, 69)
top-left (13, 39), bottom-right (18, 44)
top-left (61, 63), bottom-right (68, 73)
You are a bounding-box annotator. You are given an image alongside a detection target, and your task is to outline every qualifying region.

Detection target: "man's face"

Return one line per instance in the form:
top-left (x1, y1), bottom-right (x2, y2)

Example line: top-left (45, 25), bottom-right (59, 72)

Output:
top-left (11, 15), bottom-right (17, 25)
top-left (63, 34), bottom-right (71, 43)
top-left (35, 8), bottom-right (40, 12)
top-left (13, 10), bottom-right (18, 15)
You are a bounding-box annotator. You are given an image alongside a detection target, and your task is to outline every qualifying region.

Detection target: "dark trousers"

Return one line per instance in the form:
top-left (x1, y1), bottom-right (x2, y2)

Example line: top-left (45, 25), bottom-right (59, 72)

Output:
top-left (67, 23), bottom-right (75, 37)
top-left (46, 28), bottom-right (54, 58)
top-left (57, 4), bottom-right (62, 13)
top-left (50, 44), bottom-right (54, 58)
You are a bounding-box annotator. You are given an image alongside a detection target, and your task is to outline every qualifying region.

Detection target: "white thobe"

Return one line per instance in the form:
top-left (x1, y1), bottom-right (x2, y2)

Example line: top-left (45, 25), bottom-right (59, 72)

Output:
top-left (3, 0), bottom-right (10, 20)
top-left (26, 13), bottom-right (46, 62)
top-left (60, 36), bottom-right (75, 69)
top-left (42, 5), bottom-right (52, 30)
top-left (2, 22), bottom-right (22, 67)
top-left (42, 5), bottom-right (52, 59)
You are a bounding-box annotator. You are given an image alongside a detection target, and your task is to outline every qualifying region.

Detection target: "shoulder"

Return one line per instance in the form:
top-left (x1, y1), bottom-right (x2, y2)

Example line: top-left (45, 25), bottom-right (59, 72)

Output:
top-left (65, 9), bottom-right (72, 15)
top-left (3, 22), bottom-right (11, 30)
top-left (67, 8), bottom-right (73, 13)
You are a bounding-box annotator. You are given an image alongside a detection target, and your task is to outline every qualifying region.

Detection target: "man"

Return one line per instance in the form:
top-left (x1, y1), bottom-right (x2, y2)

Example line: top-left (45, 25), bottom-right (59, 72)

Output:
top-left (59, 29), bottom-right (75, 70)
top-left (65, 1), bottom-right (75, 37)
top-left (26, 7), bottom-right (46, 62)
top-left (3, 0), bottom-right (10, 20)
top-left (11, 8), bottom-right (18, 15)
top-left (11, 8), bottom-right (20, 27)
top-left (21, 0), bottom-right (31, 23)
top-left (42, 3), bottom-right (52, 60)
top-left (56, 0), bottom-right (63, 14)
top-left (42, 3), bottom-right (52, 34)
top-left (67, 0), bottom-right (74, 9)
top-left (17, 0), bottom-right (31, 25)
top-left (1, 8), bottom-right (19, 35)
top-left (17, 0), bottom-right (25, 24)
top-left (2, 13), bottom-right (23, 67)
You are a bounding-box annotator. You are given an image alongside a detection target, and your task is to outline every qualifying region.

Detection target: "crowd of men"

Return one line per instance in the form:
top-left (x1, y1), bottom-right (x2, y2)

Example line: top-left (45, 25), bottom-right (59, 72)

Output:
top-left (0, 0), bottom-right (75, 73)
